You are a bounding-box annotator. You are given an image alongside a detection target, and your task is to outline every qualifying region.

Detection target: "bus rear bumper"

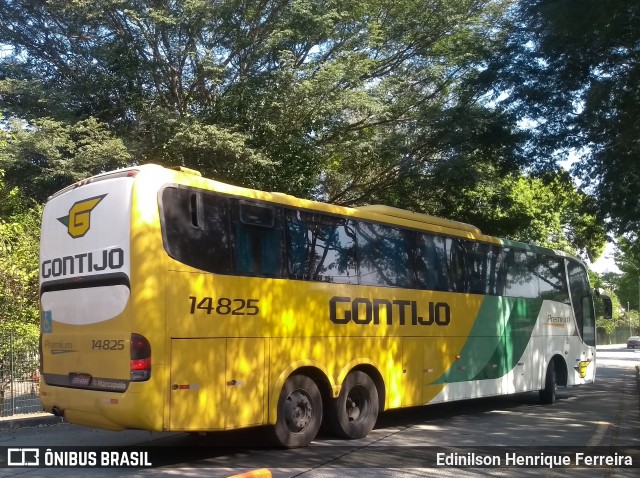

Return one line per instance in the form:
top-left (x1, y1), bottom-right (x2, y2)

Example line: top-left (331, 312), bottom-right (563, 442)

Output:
top-left (63, 408), bottom-right (126, 431)
top-left (40, 382), bottom-right (162, 431)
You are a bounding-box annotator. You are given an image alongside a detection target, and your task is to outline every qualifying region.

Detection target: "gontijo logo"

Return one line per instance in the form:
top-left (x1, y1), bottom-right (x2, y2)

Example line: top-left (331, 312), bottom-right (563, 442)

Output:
top-left (57, 194), bottom-right (106, 238)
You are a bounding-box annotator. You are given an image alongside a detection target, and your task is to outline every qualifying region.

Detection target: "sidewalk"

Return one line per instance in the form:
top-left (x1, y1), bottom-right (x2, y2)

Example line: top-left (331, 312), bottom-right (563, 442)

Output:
top-left (0, 411), bottom-right (63, 431)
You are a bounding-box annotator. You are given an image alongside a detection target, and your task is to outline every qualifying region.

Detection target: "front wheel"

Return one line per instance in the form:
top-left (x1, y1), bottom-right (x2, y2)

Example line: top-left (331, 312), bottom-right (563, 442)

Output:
top-left (273, 374), bottom-right (323, 447)
top-left (329, 371), bottom-right (379, 439)
top-left (539, 361), bottom-right (557, 405)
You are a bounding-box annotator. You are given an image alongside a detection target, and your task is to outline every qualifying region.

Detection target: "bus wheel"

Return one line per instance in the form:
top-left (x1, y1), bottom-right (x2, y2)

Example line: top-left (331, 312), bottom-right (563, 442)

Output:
top-left (329, 371), bottom-right (378, 439)
top-left (539, 361), bottom-right (557, 405)
top-left (273, 374), bottom-right (322, 447)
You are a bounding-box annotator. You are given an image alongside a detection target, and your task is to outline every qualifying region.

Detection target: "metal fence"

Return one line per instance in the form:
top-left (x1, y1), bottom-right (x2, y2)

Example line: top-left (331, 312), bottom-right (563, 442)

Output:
top-left (0, 333), bottom-right (43, 417)
top-left (599, 326), bottom-right (640, 345)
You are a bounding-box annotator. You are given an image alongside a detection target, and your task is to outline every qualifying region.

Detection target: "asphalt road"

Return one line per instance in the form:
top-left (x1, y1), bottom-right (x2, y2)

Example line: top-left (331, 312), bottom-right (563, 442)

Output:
top-left (1, 344), bottom-right (638, 477)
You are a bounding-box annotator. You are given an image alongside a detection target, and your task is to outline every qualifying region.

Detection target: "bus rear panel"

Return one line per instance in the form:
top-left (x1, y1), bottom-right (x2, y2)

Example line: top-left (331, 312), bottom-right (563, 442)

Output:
top-left (39, 170), bottom-right (158, 430)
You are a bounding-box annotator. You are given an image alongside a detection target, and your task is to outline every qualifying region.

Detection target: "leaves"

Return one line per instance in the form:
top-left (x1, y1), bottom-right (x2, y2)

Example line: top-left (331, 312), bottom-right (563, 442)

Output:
top-left (484, 0), bottom-right (640, 236)
top-left (0, 173), bottom-right (41, 346)
top-left (0, 0), bottom-right (515, 196)
top-left (0, 117), bottom-right (131, 201)
top-left (0, 0), bottom-right (608, 261)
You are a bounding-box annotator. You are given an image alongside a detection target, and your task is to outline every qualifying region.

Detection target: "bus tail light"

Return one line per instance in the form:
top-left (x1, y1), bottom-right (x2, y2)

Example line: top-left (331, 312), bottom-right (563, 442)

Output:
top-left (130, 333), bottom-right (151, 381)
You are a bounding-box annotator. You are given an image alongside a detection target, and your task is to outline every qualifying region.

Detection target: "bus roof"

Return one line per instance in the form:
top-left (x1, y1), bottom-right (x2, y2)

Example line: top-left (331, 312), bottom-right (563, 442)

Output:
top-left (356, 205), bottom-right (482, 235)
top-left (53, 164), bottom-right (583, 264)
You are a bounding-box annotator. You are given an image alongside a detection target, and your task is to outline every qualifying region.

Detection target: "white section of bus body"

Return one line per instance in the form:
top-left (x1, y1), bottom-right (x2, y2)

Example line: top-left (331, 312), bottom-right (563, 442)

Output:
top-left (39, 176), bottom-right (134, 326)
top-left (427, 300), bottom-right (591, 405)
top-left (41, 286), bottom-right (130, 325)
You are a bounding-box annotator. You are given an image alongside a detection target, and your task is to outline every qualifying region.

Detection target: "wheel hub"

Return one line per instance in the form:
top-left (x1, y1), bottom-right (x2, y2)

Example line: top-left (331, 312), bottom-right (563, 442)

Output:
top-left (284, 390), bottom-right (313, 432)
top-left (346, 397), bottom-right (361, 421)
top-left (346, 385), bottom-right (368, 422)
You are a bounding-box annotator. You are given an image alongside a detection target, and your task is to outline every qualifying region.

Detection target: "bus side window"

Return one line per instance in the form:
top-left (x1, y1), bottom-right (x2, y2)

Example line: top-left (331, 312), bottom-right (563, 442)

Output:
top-left (415, 233), bottom-right (464, 292)
top-left (285, 210), bottom-right (357, 283)
top-left (567, 260), bottom-right (595, 346)
top-left (503, 249), bottom-right (539, 298)
top-left (493, 250), bottom-right (507, 296)
top-left (538, 255), bottom-right (570, 304)
top-left (356, 221), bottom-right (414, 288)
top-left (232, 201), bottom-right (285, 278)
top-left (447, 238), bottom-right (465, 292)
top-left (161, 187), bottom-right (232, 274)
top-left (414, 234), bottom-right (438, 290)
top-left (463, 241), bottom-right (493, 295)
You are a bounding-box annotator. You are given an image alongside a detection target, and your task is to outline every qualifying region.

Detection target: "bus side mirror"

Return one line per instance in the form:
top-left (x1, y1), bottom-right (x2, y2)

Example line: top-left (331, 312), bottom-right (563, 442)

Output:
top-left (595, 288), bottom-right (613, 320)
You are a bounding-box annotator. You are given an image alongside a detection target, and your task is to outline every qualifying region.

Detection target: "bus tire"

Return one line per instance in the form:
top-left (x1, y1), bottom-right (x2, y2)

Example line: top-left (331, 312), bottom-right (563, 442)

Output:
top-left (329, 371), bottom-right (379, 439)
top-left (273, 374), bottom-right (322, 447)
top-left (539, 361), bottom-right (557, 405)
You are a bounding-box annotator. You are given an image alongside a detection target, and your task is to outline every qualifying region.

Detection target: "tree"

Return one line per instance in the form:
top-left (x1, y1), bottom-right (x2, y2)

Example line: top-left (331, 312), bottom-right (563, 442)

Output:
top-left (0, 112), bottom-right (8, 148)
top-left (614, 237), bottom-right (640, 312)
top-left (0, 0), bottom-right (517, 199)
top-left (0, 171), bottom-right (40, 409)
top-left (441, 169), bottom-right (605, 259)
top-left (589, 270), bottom-right (623, 341)
top-left (0, 117), bottom-right (131, 202)
top-left (0, 1), bottom-right (608, 257)
top-left (483, 0), bottom-right (640, 237)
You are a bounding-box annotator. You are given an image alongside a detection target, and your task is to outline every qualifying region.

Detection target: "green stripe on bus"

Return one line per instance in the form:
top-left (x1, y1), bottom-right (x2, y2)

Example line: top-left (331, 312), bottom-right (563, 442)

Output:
top-left (431, 296), bottom-right (542, 384)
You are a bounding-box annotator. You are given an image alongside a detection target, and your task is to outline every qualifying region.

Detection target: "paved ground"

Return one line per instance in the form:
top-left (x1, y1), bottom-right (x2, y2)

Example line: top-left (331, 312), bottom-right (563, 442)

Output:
top-left (3, 343), bottom-right (636, 430)
top-left (0, 343), bottom-right (638, 477)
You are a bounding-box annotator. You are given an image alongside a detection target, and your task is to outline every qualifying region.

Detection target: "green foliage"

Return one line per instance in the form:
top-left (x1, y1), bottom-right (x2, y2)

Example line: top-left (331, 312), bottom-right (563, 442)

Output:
top-left (596, 243), bottom-right (640, 340)
top-left (0, 0), bottom-right (515, 199)
top-left (0, 117), bottom-right (131, 202)
top-left (0, 0), bottom-right (608, 258)
top-left (0, 320), bottom-right (39, 401)
top-left (484, 0), bottom-right (640, 236)
top-left (589, 270), bottom-right (621, 338)
top-left (0, 174), bottom-right (41, 329)
top-left (0, 172), bottom-right (41, 384)
top-left (490, 172), bottom-right (605, 260)
top-left (384, 163), bottom-right (606, 260)
top-left (0, 113), bottom-right (9, 148)
top-left (164, 120), bottom-right (273, 188)
top-left (613, 237), bottom-right (640, 311)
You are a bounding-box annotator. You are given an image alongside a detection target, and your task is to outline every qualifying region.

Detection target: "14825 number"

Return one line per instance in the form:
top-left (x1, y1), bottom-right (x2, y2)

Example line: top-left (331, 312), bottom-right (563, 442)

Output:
top-left (188, 296), bottom-right (260, 316)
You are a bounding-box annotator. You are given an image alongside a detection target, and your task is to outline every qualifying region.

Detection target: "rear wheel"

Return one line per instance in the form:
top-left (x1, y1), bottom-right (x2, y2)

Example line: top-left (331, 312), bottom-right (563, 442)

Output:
top-left (539, 361), bottom-right (557, 404)
top-left (329, 371), bottom-right (379, 439)
top-left (273, 374), bottom-right (322, 447)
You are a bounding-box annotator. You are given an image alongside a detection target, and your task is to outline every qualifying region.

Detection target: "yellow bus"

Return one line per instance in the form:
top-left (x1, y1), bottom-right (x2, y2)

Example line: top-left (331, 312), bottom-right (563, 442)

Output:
top-left (39, 164), bottom-right (611, 447)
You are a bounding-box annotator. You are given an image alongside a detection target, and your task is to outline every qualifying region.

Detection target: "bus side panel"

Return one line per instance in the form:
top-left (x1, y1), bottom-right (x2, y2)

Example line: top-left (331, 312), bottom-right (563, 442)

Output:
top-left (401, 338), bottom-right (423, 406)
top-left (169, 338), bottom-right (226, 430)
top-left (528, 299), bottom-right (595, 388)
top-left (128, 171), bottom-right (174, 431)
top-left (226, 337), bottom-right (266, 428)
top-left (167, 338), bottom-right (266, 431)
top-left (426, 296), bottom-right (544, 402)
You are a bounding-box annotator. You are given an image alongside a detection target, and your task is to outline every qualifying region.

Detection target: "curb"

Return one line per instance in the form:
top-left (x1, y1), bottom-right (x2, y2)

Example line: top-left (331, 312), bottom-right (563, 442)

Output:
top-left (0, 413), bottom-right (64, 431)
top-left (228, 469), bottom-right (272, 478)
